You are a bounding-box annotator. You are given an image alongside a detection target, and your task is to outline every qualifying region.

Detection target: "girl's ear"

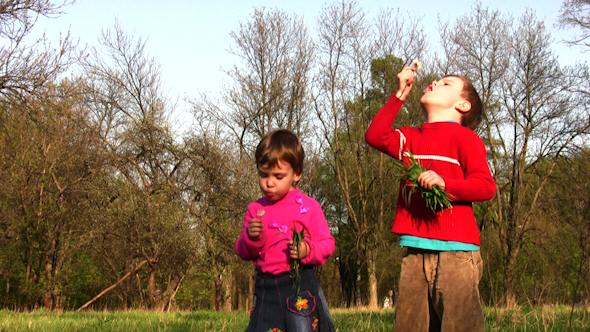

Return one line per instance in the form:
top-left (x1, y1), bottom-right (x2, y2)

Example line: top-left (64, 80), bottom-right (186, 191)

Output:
top-left (455, 100), bottom-right (472, 113)
top-left (294, 173), bottom-right (302, 183)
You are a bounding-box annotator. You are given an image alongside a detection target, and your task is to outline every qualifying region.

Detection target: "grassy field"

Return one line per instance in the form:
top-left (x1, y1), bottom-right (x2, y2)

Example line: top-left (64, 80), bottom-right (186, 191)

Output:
top-left (0, 306), bottom-right (588, 332)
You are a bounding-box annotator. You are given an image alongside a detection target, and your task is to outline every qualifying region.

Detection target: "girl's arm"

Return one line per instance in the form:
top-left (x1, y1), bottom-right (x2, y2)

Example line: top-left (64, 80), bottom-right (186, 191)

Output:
top-left (235, 207), bottom-right (266, 260)
top-left (300, 204), bottom-right (335, 266)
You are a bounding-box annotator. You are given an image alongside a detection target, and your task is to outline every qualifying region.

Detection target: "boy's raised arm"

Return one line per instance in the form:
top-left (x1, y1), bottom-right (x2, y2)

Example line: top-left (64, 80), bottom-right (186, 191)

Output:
top-left (396, 66), bottom-right (417, 101)
top-left (365, 66), bottom-right (416, 160)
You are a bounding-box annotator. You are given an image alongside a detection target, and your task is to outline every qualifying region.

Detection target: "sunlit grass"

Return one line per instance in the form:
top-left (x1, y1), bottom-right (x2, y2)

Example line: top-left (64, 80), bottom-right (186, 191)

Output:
top-left (0, 306), bottom-right (588, 332)
top-left (0, 310), bottom-right (249, 332)
top-left (331, 308), bottom-right (394, 331)
top-left (485, 305), bottom-right (590, 332)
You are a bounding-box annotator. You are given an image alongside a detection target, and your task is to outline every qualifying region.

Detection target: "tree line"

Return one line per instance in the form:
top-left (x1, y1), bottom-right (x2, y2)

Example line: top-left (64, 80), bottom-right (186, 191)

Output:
top-left (0, 0), bottom-right (589, 312)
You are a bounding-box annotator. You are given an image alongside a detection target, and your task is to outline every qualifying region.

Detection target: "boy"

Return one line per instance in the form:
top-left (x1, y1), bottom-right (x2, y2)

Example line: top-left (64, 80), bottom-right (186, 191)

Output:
top-left (365, 66), bottom-right (496, 332)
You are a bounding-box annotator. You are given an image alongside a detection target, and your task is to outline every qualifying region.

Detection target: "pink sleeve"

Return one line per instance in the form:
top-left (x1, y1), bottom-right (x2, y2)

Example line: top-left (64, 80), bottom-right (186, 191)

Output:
top-left (365, 94), bottom-right (406, 160)
top-left (235, 207), bottom-right (266, 260)
top-left (300, 204), bottom-right (335, 266)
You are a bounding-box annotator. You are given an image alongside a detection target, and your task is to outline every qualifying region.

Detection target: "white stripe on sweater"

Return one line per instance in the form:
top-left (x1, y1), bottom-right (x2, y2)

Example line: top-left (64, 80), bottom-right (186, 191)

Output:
top-left (395, 129), bottom-right (406, 160)
top-left (403, 152), bottom-right (461, 167)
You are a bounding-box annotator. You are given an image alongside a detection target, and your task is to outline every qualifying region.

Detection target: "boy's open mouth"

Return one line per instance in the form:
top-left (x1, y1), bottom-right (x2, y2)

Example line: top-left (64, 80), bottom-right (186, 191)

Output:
top-left (424, 85), bottom-right (433, 93)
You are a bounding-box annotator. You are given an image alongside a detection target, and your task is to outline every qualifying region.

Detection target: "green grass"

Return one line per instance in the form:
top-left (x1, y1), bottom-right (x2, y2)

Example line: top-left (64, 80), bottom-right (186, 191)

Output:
top-left (0, 306), bottom-right (588, 332)
top-left (484, 306), bottom-right (590, 332)
top-left (0, 310), bottom-right (248, 332)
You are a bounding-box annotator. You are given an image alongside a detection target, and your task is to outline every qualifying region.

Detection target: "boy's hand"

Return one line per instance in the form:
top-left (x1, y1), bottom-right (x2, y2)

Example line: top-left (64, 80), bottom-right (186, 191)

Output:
top-left (396, 66), bottom-right (417, 100)
top-left (247, 218), bottom-right (263, 241)
top-left (417, 170), bottom-right (446, 190)
top-left (287, 240), bottom-right (310, 260)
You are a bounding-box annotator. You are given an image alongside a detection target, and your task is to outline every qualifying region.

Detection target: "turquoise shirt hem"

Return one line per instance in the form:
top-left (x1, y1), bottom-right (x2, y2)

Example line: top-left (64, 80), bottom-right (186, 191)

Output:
top-left (399, 235), bottom-right (480, 251)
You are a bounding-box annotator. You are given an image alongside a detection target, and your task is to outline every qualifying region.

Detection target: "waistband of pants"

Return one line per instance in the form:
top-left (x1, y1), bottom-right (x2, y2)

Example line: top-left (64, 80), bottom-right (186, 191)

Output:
top-left (256, 265), bottom-right (314, 279)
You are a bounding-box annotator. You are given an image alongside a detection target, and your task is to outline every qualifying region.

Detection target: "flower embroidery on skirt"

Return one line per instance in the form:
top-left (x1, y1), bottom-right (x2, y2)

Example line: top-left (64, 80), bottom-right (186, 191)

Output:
top-left (312, 316), bottom-right (319, 330)
top-left (295, 296), bottom-right (309, 311)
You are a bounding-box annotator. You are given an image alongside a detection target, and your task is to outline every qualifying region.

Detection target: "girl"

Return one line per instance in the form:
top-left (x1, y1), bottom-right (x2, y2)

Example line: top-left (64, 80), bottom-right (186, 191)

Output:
top-left (235, 129), bottom-right (336, 332)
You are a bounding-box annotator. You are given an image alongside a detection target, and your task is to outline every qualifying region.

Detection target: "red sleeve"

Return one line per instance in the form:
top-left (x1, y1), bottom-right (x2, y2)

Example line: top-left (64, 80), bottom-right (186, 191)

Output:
top-left (444, 133), bottom-right (496, 202)
top-left (365, 94), bottom-right (407, 160)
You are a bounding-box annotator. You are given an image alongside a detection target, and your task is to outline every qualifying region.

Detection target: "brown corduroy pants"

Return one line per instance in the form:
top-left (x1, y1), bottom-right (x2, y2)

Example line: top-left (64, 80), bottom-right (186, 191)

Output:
top-left (392, 248), bottom-right (485, 332)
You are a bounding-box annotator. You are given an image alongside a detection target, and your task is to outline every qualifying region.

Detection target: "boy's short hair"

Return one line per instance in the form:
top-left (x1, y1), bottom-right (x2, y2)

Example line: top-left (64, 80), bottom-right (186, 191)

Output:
top-left (255, 129), bottom-right (304, 175)
top-left (446, 75), bottom-right (483, 130)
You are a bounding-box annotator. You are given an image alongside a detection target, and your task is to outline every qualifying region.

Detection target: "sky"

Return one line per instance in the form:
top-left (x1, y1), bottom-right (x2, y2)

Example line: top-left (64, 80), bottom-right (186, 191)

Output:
top-left (31, 0), bottom-right (585, 127)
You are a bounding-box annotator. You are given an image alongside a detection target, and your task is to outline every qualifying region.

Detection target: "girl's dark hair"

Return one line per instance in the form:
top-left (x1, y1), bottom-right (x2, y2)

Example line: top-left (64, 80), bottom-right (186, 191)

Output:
top-left (255, 129), bottom-right (304, 175)
top-left (446, 75), bottom-right (483, 130)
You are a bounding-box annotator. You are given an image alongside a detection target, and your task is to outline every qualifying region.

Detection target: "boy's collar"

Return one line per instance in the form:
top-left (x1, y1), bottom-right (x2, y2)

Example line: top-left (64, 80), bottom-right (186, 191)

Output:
top-left (425, 120), bottom-right (460, 124)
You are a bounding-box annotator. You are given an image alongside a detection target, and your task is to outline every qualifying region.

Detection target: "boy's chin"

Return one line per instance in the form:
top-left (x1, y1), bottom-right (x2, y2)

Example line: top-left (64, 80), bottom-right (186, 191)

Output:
top-left (420, 94), bottom-right (431, 104)
top-left (419, 100), bottom-right (429, 111)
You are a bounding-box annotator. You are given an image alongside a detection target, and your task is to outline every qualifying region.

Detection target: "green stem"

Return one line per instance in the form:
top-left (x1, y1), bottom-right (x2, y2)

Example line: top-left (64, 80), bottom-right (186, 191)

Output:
top-left (394, 150), bottom-right (453, 213)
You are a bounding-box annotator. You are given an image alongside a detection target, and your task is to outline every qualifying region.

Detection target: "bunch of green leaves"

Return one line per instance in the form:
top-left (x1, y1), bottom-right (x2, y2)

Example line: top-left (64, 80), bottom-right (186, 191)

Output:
top-left (393, 150), bottom-right (453, 213)
top-left (291, 227), bottom-right (305, 293)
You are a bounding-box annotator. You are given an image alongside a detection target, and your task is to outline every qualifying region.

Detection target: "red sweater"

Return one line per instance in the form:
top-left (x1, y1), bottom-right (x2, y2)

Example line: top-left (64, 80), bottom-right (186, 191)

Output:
top-left (365, 95), bottom-right (496, 246)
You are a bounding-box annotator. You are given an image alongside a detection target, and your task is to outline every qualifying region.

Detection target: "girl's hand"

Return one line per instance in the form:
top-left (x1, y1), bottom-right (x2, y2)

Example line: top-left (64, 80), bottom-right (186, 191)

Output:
top-left (417, 170), bottom-right (446, 190)
top-left (287, 240), bottom-right (310, 260)
top-left (396, 66), bottom-right (417, 100)
top-left (247, 218), bottom-right (263, 241)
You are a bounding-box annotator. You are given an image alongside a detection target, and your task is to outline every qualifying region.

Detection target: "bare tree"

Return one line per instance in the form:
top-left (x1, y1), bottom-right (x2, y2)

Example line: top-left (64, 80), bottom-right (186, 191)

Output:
top-left (81, 22), bottom-right (195, 311)
top-left (375, 8), bottom-right (428, 71)
top-left (188, 7), bottom-right (317, 310)
top-left (314, 0), bottom-right (428, 308)
top-left (440, 4), bottom-right (590, 306)
top-left (557, 0), bottom-right (590, 51)
top-left (0, 0), bottom-right (90, 311)
top-left (193, 7), bottom-right (315, 162)
top-left (0, 0), bottom-right (76, 99)
top-left (180, 123), bottom-right (254, 311)
top-left (314, 0), bottom-right (372, 307)
top-left (0, 79), bottom-right (101, 310)
top-left (541, 149), bottom-right (590, 324)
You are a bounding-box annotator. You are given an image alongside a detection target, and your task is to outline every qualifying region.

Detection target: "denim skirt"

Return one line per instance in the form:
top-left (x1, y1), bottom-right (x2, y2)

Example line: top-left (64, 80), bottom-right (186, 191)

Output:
top-left (245, 266), bottom-right (335, 332)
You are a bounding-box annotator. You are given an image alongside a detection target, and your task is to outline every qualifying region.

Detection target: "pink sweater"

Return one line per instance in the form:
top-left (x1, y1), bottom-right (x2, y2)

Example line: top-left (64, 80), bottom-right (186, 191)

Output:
top-left (365, 95), bottom-right (496, 246)
top-left (235, 188), bottom-right (335, 275)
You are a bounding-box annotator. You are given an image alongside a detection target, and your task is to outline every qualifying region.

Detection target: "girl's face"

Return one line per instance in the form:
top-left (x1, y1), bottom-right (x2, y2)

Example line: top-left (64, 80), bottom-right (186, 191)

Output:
top-left (258, 159), bottom-right (301, 201)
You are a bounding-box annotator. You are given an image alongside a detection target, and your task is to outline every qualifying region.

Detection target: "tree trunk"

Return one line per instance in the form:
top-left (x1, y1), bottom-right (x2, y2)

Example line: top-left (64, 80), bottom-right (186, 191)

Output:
top-left (213, 273), bottom-right (222, 311)
top-left (247, 270), bottom-right (255, 311)
top-left (43, 257), bottom-right (52, 310)
top-left (147, 263), bottom-right (159, 309)
top-left (367, 248), bottom-right (379, 309)
top-left (77, 259), bottom-right (151, 312)
top-left (503, 247), bottom-right (520, 307)
top-left (355, 264), bottom-right (362, 307)
top-left (52, 236), bottom-right (67, 311)
top-left (103, 254), bottom-right (131, 310)
top-left (166, 274), bottom-right (184, 312)
top-left (222, 267), bottom-right (233, 311)
top-left (121, 280), bottom-right (129, 310)
top-left (148, 272), bottom-right (185, 312)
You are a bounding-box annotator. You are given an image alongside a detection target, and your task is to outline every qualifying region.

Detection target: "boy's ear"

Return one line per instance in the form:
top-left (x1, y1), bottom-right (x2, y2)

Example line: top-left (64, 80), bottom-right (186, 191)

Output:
top-left (455, 100), bottom-right (472, 113)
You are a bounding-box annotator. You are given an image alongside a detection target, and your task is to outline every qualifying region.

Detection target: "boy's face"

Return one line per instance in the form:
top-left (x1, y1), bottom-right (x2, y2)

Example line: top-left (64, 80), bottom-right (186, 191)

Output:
top-left (420, 76), bottom-right (467, 112)
top-left (258, 159), bottom-right (301, 201)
